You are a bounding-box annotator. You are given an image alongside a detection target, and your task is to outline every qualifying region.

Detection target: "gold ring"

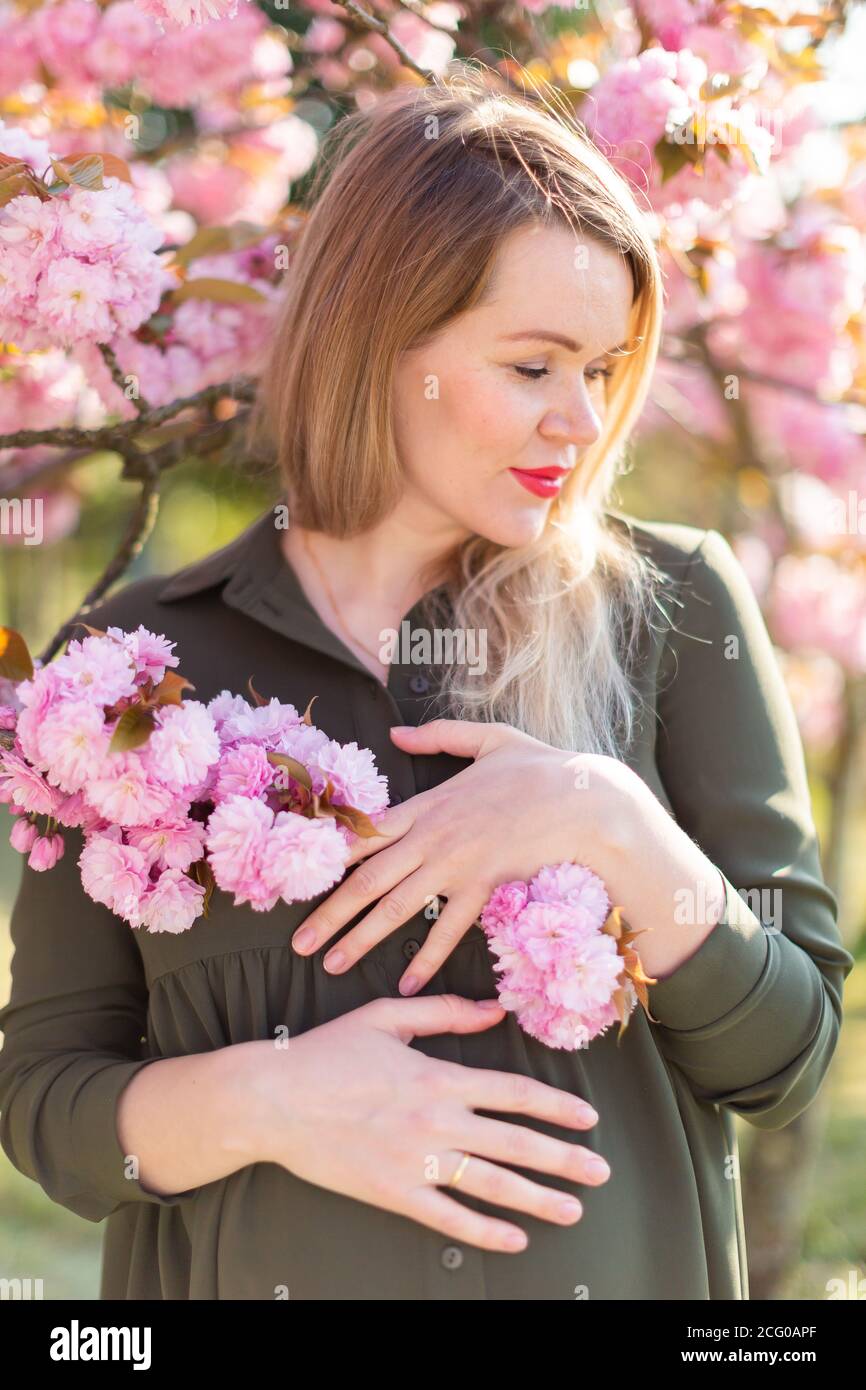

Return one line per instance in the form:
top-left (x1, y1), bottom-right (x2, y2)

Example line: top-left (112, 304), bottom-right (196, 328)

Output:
top-left (449, 1152), bottom-right (471, 1188)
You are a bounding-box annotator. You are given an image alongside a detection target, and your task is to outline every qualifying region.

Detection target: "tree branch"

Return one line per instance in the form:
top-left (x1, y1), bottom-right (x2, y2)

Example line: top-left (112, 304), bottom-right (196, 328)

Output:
top-left (0, 376), bottom-right (256, 455)
top-left (38, 465), bottom-right (162, 665)
top-left (333, 0), bottom-right (439, 80)
top-left (98, 343), bottom-right (152, 417)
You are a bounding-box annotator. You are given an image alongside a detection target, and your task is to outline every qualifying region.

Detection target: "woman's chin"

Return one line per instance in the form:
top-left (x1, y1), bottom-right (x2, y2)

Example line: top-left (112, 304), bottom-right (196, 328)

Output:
top-left (473, 506), bottom-right (552, 549)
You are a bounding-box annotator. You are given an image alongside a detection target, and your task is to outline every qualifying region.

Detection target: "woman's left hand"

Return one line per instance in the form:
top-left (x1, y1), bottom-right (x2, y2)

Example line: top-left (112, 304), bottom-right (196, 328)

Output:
top-left (291, 719), bottom-right (646, 996)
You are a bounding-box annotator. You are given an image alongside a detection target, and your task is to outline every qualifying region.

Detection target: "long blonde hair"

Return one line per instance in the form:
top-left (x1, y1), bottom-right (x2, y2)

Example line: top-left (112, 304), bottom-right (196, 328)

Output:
top-left (249, 69), bottom-right (667, 758)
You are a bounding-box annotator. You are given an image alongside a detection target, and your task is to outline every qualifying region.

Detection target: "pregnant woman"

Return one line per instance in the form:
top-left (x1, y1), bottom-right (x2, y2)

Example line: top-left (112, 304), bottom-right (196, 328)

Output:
top-left (0, 74), bottom-right (852, 1301)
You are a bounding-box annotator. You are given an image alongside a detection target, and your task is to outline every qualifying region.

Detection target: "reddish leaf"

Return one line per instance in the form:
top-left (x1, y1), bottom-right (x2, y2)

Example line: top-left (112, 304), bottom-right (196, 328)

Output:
top-left (150, 670), bottom-right (196, 707)
top-left (189, 857), bottom-right (216, 917)
top-left (0, 626), bottom-right (34, 682)
top-left (0, 168), bottom-right (46, 205)
top-left (329, 803), bottom-right (381, 839)
top-left (247, 676), bottom-right (268, 707)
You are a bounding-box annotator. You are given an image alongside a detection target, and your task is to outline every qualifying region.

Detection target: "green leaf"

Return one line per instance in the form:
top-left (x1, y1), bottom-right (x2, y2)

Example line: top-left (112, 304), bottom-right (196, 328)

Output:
top-left (171, 222), bottom-right (268, 269)
top-left (266, 751), bottom-right (312, 790)
top-left (167, 277), bottom-right (268, 307)
top-left (654, 132), bottom-right (697, 183)
top-left (49, 155), bottom-right (104, 191)
top-left (109, 704), bottom-right (156, 753)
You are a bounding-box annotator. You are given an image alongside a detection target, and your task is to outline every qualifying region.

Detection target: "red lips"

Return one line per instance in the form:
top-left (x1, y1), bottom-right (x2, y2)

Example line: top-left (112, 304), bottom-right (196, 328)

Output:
top-left (515, 466), bottom-right (570, 478)
top-left (508, 467), bottom-right (570, 498)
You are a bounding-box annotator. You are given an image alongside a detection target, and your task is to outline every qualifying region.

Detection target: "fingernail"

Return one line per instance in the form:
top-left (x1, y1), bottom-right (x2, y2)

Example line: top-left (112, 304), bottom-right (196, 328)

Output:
top-left (477, 999), bottom-right (504, 1010)
top-left (585, 1156), bottom-right (610, 1181)
top-left (558, 1200), bottom-right (582, 1221)
top-left (292, 927), bottom-right (315, 952)
top-left (390, 725), bottom-right (411, 733)
top-left (399, 975), bottom-right (420, 996)
top-left (324, 950), bottom-right (346, 972)
top-left (504, 1230), bottom-right (527, 1250)
top-left (578, 1104), bottom-right (598, 1125)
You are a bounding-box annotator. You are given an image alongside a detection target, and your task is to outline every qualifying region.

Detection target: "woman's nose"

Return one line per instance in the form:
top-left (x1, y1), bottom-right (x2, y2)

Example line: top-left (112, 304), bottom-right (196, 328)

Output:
top-left (539, 391), bottom-right (603, 450)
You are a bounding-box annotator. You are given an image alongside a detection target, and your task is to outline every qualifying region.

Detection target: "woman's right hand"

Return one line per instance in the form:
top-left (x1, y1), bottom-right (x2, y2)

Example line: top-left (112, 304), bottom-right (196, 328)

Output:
top-left (252, 994), bottom-right (610, 1253)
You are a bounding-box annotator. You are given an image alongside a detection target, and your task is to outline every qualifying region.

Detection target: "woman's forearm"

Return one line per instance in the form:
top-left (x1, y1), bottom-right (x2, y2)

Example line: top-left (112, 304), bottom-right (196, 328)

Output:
top-left (587, 773), bottom-right (728, 983)
top-left (115, 1039), bottom-right (281, 1197)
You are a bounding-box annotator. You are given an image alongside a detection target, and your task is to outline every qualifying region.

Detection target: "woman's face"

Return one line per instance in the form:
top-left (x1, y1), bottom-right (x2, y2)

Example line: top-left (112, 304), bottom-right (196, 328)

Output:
top-left (391, 222), bottom-right (635, 550)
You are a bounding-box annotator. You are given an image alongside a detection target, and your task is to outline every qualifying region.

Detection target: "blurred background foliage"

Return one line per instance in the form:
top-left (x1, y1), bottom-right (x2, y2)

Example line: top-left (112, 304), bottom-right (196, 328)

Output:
top-left (1, 0), bottom-right (865, 1300)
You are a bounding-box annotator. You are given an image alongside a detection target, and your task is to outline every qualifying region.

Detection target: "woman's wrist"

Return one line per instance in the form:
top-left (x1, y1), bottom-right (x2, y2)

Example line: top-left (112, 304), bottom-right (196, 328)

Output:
top-left (228, 1037), bottom-right (299, 1169)
top-left (572, 767), bottom-right (727, 981)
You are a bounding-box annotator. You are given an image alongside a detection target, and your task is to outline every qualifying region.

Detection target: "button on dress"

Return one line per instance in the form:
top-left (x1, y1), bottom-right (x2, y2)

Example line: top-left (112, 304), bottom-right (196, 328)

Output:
top-left (0, 503), bottom-right (853, 1300)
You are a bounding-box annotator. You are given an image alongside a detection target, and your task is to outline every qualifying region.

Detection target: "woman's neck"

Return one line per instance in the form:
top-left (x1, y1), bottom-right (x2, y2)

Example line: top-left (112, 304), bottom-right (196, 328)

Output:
top-left (279, 515), bottom-right (466, 682)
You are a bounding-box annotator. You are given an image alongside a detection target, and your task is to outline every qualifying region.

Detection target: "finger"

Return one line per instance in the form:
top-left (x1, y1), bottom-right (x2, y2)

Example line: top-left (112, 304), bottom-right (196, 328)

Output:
top-left (323, 867), bottom-right (443, 973)
top-left (291, 844), bottom-right (422, 955)
top-left (343, 797), bottom-right (423, 866)
top-left (437, 1060), bottom-right (599, 1130)
top-left (396, 891), bottom-right (489, 996)
top-left (433, 1153), bottom-right (584, 1229)
top-left (463, 1114), bottom-right (611, 1187)
top-left (389, 718), bottom-right (509, 760)
top-left (406, 1185), bottom-right (529, 1253)
top-left (366, 993), bottom-right (506, 1043)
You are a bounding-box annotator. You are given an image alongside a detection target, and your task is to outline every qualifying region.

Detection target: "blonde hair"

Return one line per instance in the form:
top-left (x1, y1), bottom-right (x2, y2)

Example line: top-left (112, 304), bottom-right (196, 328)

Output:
top-left (249, 69), bottom-right (667, 758)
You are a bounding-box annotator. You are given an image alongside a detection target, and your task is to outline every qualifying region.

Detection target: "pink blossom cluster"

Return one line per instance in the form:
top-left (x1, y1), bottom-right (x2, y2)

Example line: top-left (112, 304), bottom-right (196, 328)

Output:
top-left (0, 625), bottom-right (390, 934)
top-left (0, 347), bottom-right (91, 438)
top-left (722, 218), bottom-right (866, 396)
top-left (479, 862), bottom-right (637, 1051)
top-left (75, 239), bottom-right (284, 415)
top-left (588, 46), bottom-right (774, 213)
top-left (138, 0), bottom-right (248, 28)
top-left (0, 1), bottom-right (286, 108)
top-left (200, 688), bottom-right (388, 911)
top-left (768, 553), bottom-right (866, 676)
top-left (633, 0), bottom-right (765, 78)
top-left (0, 147), bottom-right (174, 351)
top-left (164, 119), bottom-right (318, 228)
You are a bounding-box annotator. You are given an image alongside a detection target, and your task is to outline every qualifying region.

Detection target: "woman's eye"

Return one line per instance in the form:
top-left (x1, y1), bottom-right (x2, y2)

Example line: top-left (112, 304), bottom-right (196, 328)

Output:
top-left (513, 364), bottom-right (615, 383)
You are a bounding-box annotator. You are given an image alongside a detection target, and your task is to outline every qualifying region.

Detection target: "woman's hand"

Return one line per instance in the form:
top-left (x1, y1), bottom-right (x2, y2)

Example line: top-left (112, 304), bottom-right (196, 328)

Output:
top-left (255, 993), bottom-right (610, 1252)
top-left (292, 718), bottom-right (645, 995)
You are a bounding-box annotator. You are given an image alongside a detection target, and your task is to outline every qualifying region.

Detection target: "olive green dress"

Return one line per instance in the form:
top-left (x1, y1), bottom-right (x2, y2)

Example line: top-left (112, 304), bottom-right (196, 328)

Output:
top-left (0, 503), bottom-right (852, 1300)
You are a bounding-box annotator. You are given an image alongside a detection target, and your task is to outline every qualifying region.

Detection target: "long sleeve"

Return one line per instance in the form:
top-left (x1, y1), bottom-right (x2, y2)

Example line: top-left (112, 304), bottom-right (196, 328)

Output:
top-left (646, 528), bottom-right (854, 1130)
top-left (0, 823), bottom-right (198, 1222)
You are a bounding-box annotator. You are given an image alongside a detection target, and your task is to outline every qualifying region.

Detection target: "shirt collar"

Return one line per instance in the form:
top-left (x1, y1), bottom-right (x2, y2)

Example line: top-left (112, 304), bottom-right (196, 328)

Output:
top-left (157, 498), bottom-right (452, 683)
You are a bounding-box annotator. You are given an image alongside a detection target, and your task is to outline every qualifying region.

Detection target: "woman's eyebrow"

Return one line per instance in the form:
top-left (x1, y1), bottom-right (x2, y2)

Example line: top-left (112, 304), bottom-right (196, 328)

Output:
top-left (500, 330), bottom-right (631, 355)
